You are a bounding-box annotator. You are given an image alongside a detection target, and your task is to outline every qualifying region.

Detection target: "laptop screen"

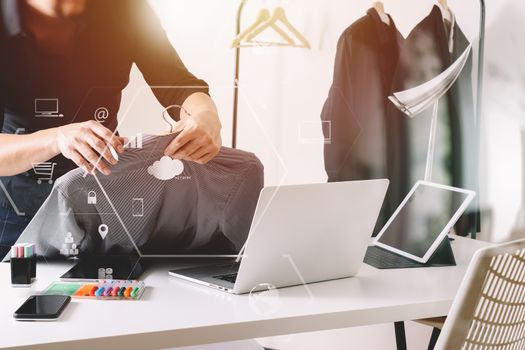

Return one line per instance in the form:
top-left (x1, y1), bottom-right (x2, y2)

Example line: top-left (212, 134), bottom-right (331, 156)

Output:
top-left (376, 183), bottom-right (471, 258)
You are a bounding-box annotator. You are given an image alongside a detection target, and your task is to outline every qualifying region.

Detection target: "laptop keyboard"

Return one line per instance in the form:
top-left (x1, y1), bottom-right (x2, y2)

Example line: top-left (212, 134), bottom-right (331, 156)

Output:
top-left (364, 245), bottom-right (426, 269)
top-left (213, 273), bottom-right (238, 283)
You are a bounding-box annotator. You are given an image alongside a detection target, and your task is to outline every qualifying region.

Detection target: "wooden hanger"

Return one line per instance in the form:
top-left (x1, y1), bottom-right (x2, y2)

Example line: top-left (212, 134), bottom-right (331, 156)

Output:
top-left (373, 1), bottom-right (390, 25)
top-left (373, 1), bottom-right (385, 14)
top-left (232, 8), bottom-right (272, 48)
top-left (245, 7), bottom-right (310, 48)
top-left (438, 0), bottom-right (449, 11)
top-left (437, 0), bottom-right (452, 22)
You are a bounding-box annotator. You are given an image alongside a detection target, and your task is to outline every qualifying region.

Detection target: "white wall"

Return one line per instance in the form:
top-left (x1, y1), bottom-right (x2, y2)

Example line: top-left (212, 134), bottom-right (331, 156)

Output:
top-left (117, 0), bottom-right (525, 348)
top-left (478, 0), bottom-right (525, 243)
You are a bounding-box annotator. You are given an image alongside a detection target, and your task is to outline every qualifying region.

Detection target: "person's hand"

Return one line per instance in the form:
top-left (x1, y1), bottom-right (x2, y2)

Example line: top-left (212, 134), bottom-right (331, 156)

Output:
top-left (164, 110), bottom-right (222, 164)
top-left (53, 121), bottom-right (126, 175)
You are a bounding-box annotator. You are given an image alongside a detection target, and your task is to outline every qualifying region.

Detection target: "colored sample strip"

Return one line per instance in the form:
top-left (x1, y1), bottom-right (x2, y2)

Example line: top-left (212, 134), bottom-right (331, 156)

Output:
top-left (43, 282), bottom-right (83, 296)
top-left (43, 280), bottom-right (145, 300)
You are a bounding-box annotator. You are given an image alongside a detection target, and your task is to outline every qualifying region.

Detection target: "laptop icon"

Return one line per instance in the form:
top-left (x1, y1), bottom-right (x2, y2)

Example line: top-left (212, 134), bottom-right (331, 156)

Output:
top-left (35, 98), bottom-right (64, 118)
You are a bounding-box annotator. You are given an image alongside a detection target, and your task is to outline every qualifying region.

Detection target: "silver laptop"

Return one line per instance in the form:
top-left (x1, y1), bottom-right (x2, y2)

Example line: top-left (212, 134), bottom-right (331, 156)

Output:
top-left (169, 180), bottom-right (389, 294)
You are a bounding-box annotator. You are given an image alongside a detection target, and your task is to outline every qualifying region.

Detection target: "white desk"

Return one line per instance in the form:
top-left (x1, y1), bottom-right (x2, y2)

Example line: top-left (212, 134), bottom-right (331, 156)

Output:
top-left (0, 237), bottom-right (490, 350)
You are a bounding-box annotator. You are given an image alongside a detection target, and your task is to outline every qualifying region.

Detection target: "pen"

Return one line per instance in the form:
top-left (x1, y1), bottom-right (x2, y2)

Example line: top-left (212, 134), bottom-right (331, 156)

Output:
top-left (122, 281), bottom-right (132, 298)
top-left (95, 287), bottom-right (105, 297)
top-left (131, 281), bottom-right (145, 299)
top-left (118, 284), bottom-right (127, 297)
top-left (111, 282), bottom-right (121, 297)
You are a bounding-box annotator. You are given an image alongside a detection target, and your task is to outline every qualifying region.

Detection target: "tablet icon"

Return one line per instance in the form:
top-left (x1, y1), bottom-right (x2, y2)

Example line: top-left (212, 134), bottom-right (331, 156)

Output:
top-left (298, 120), bottom-right (332, 144)
top-left (35, 98), bottom-right (64, 118)
top-left (132, 198), bottom-right (144, 217)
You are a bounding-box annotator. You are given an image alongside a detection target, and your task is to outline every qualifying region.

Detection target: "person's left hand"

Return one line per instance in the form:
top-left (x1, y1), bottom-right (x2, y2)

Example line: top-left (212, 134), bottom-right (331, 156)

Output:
top-left (164, 110), bottom-right (222, 164)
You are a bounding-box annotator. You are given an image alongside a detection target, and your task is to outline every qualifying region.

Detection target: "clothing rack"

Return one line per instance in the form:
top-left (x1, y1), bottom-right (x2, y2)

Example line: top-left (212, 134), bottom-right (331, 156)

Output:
top-left (474, 0), bottom-right (485, 239)
top-left (231, 0), bottom-right (248, 149)
top-left (231, 0), bottom-right (486, 151)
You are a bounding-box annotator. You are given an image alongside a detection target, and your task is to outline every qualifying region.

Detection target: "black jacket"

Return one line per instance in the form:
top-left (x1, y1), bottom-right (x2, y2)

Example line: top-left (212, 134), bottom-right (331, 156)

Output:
top-left (389, 5), bottom-right (478, 235)
top-left (321, 8), bottom-right (405, 232)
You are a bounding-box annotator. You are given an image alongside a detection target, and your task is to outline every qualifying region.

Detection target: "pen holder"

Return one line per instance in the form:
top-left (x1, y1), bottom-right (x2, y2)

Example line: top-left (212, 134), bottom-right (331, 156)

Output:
top-left (11, 256), bottom-right (36, 286)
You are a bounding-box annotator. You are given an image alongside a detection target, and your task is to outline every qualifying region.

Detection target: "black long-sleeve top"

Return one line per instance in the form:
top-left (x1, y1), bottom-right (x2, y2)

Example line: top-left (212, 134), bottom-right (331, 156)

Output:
top-left (0, 0), bottom-right (209, 215)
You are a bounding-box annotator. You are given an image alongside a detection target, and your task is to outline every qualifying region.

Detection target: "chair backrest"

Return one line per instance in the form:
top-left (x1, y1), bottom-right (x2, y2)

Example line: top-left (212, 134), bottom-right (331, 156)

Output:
top-left (436, 238), bottom-right (525, 350)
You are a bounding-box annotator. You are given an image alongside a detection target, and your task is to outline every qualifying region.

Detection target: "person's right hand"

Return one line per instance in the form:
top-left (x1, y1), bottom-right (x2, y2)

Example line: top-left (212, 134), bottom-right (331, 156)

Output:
top-left (53, 121), bottom-right (126, 175)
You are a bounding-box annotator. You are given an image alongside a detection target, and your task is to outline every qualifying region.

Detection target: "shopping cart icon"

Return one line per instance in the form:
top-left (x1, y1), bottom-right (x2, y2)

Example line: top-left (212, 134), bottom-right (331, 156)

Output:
top-left (32, 162), bottom-right (57, 184)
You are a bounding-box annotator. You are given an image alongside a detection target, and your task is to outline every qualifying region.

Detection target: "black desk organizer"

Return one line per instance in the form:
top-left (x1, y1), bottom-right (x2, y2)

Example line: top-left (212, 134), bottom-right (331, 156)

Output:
top-left (11, 256), bottom-right (37, 286)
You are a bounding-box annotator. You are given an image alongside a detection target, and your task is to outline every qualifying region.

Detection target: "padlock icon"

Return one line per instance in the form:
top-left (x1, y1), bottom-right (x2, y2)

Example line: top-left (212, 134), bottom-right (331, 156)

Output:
top-left (87, 191), bottom-right (97, 205)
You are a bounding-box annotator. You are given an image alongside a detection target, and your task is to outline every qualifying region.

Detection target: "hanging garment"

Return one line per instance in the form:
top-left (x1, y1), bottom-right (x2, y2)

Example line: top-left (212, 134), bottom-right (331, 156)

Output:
top-left (321, 8), bottom-right (405, 233)
top-left (389, 5), bottom-right (478, 235)
top-left (7, 134), bottom-right (264, 258)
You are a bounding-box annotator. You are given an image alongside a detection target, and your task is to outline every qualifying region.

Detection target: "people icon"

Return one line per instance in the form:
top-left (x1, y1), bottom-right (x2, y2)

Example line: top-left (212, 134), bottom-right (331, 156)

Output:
top-left (60, 232), bottom-right (78, 257)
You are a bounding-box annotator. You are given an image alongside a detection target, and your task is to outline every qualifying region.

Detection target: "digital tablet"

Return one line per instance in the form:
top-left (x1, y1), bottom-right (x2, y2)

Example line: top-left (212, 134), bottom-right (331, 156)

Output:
top-left (373, 181), bottom-right (475, 263)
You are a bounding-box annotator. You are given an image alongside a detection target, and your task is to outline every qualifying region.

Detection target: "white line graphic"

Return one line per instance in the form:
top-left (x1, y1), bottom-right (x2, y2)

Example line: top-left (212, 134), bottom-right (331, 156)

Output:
top-left (0, 180), bottom-right (25, 216)
top-left (93, 174), bottom-right (142, 256)
top-left (283, 254), bottom-right (314, 300)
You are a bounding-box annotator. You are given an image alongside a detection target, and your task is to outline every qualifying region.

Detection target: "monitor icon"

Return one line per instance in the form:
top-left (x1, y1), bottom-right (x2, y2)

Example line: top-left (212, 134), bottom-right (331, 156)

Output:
top-left (35, 98), bottom-right (64, 118)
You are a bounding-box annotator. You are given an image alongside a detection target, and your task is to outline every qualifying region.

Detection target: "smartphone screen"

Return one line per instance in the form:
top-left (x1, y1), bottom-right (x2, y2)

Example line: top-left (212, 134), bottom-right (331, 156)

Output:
top-left (14, 295), bottom-right (71, 320)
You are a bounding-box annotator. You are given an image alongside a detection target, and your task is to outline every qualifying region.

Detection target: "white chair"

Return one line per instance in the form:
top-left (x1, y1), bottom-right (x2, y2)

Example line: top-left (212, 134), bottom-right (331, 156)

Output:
top-left (433, 238), bottom-right (525, 350)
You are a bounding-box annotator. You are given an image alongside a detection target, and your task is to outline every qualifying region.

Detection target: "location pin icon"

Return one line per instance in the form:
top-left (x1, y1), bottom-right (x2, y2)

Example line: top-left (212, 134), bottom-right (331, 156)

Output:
top-left (98, 224), bottom-right (109, 240)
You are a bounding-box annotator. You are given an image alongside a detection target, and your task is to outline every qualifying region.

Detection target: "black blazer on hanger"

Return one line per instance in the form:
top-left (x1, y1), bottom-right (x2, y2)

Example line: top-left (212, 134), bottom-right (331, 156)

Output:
top-left (321, 8), bottom-right (405, 233)
top-left (389, 5), bottom-right (478, 235)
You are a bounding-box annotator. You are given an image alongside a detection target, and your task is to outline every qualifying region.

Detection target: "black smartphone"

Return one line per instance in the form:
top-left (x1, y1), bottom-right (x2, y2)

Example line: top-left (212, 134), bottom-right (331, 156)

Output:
top-left (13, 295), bottom-right (71, 321)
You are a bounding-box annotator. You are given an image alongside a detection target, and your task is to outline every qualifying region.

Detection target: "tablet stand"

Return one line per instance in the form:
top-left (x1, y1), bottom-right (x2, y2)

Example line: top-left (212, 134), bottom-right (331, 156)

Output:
top-left (425, 236), bottom-right (456, 267)
top-left (364, 236), bottom-right (456, 269)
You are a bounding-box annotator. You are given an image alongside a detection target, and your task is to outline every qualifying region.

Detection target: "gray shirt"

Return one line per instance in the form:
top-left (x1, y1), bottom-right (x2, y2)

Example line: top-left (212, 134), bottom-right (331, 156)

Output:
top-left (8, 134), bottom-right (263, 258)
